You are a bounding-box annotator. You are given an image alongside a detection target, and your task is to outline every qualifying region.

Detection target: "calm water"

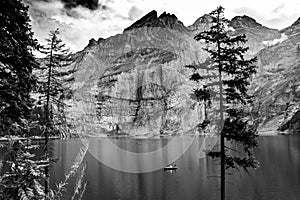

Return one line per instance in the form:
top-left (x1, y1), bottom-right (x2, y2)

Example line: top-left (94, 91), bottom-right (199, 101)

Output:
top-left (1, 135), bottom-right (300, 200)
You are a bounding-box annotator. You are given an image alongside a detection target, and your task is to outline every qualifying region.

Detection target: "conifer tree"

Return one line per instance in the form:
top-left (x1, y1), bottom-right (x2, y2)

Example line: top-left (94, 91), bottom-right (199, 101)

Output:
top-left (191, 6), bottom-right (258, 200)
top-left (36, 28), bottom-right (75, 136)
top-left (0, 140), bottom-right (47, 200)
top-left (0, 0), bottom-right (38, 136)
top-left (36, 28), bottom-right (75, 196)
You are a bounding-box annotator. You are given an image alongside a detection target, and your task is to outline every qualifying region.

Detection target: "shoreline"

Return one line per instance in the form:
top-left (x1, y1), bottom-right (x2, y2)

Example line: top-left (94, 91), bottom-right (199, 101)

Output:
top-left (0, 132), bottom-right (294, 142)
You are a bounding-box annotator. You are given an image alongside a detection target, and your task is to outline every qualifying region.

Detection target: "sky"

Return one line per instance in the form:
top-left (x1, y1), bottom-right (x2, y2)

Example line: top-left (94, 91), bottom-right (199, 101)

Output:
top-left (23, 0), bottom-right (300, 53)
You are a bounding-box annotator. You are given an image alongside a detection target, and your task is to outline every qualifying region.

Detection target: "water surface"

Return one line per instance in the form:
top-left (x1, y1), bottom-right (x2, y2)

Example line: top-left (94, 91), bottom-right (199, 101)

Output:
top-left (47, 135), bottom-right (300, 200)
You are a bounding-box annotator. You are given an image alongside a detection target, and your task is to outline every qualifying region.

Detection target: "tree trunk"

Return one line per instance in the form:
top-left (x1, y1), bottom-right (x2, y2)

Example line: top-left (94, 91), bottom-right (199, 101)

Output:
top-left (217, 13), bottom-right (225, 198)
top-left (219, 68), bottom-right (225, 200)
top-left (44, 35), bottom-right (55, 198)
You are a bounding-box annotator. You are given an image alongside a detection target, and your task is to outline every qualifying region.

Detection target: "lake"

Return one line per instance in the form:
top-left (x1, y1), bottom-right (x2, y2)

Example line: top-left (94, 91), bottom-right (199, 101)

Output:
top-left (1, 135), bottom-right (300, 200)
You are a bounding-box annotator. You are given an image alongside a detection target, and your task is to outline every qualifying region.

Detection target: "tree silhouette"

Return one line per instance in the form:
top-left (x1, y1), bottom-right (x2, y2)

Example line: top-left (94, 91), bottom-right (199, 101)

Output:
top-left (0, 0), bottom-right (38, 136)
top-left (36, 28), bottom-right (75, 196)
top-left (37, 29), bottom-right (74, 135)
top-left (192, 6), bottom-right (258, 200)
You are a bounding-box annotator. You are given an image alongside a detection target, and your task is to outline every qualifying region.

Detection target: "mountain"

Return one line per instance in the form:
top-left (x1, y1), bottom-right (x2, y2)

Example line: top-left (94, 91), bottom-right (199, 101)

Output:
top-left (65, 13), bottom-right (206, 136)
top-left (60, 11), bottom-right (300, 136)
top-left (230, 15), bottom-right (281, 54)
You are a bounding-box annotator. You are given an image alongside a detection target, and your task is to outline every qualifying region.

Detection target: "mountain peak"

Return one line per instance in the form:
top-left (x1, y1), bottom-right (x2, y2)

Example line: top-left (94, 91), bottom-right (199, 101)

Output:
top-left (192, 14), bottom-right (212, 25)
top-left (85, 37), bottom-right (105, 49)
top-left (188, 14), bottom-right (212, 32)
top-left (231, 15), bottom-right (262, 28)
top-left (124, 10), bottom-right (187, 32)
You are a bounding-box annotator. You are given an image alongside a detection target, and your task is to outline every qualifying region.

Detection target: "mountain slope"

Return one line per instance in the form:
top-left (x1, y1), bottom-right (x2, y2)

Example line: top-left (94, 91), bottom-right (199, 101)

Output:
top-left (252, 17), bottom-right (300, 134)
top-left (230, 15), bottom-right (281, 54)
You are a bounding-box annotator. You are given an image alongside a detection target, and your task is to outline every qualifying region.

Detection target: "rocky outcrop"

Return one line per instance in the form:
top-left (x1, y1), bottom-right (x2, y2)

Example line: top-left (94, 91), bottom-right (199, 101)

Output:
top-left (124, 10), bottom-right (188, 33)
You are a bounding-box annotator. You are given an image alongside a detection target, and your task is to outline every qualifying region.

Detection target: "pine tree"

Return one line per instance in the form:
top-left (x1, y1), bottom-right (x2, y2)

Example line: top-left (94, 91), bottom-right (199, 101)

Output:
top-left (191, 6), bottom-right (258, 200)
top-left (36, 28), bottom-right (75, 136)
top-left (35, 28), bottom-right (75, 196)
top-left (0, 0), bottom-right (38, 136)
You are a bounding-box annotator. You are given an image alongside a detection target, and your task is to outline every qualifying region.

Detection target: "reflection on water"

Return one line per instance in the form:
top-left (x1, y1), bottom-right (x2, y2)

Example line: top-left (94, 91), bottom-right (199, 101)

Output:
top-left (1, 135), bottom-right (300, 200)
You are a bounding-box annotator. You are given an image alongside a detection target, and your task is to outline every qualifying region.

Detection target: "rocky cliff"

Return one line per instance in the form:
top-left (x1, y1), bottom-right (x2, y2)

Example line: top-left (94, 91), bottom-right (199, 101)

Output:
top-left (251, 17), bottom-right (300, 134)
top-left (124, 10), bottom-right (188, 33)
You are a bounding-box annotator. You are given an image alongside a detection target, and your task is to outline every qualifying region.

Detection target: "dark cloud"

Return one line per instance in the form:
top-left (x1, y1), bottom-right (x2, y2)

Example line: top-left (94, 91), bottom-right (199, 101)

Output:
top-left (23, 0), bottom-right (131, 52)
top-left (62, 0), bottom-right (99, 10)
top-left (25, 0), bottom-right (99, 10)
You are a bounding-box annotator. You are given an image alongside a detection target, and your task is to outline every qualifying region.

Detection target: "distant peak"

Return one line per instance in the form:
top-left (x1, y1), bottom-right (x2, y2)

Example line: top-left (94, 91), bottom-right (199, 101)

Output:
top-left (87, 38), bottom-right (97, 47)
top-left (231, 15), bottom-right (262, 28)
top-left (159, 12), bottom-right (177, 20)
top-left (124, 10), bottom-right (187, 32)
top-left (97, 37), bottom-right (105, 43)
top-left (86, 37), bottom-right (105, 49)
top-left (124, 10), bottom-right (158, 31)
top-left (193, 14), bottom-right (212, 25)
top-left (188, 14), bottom-right (212, 31)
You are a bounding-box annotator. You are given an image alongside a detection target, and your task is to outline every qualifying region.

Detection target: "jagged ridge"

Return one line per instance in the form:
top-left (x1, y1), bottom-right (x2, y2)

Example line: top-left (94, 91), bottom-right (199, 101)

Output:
top-left (124, 10), bottom-right (188, 32)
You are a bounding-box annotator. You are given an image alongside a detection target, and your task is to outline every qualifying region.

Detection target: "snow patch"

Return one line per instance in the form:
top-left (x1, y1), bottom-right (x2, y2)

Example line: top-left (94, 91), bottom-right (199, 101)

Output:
top-left (262, 33), bottom-right (288, 47)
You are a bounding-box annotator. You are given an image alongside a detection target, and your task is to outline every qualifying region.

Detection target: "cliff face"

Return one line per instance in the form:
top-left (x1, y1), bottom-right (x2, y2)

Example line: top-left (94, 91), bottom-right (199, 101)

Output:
top-left (63, 11), bottom-right (300, 136)
top-left (251, 18), bottom-right (300, 134)
top-left (66, 17), bottom-right (207, 136)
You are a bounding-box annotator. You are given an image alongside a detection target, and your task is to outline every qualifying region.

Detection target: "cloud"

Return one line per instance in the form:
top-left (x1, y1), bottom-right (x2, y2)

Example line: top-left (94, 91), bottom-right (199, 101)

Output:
top-left (24, 0), bottom-right (134, 53)
top-left (128, 6), bottom-right (143, 20)
top-left (24, 0), bottom-right (300, 55)
top-left (271, 4), bottom-right (285, 14)
top-left (25, 0), bottom-right (100, 10)
top-left (230, 0), bottom-right (300, 29)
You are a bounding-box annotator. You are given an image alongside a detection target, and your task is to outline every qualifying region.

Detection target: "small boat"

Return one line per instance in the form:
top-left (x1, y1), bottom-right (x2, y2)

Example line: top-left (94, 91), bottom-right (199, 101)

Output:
top-left (164, 165), bottom-right (178, 170)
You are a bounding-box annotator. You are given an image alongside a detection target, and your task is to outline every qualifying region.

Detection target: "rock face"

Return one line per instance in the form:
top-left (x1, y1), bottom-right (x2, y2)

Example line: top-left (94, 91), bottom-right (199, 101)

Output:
top-left (64, 10), bottom-right (300, 136)
top-left (251, 17), bottom-right (300, 134)
top-left (66, 14), bottom-right (206, 136)
top-left (124, 10), bottom-right (188, 33)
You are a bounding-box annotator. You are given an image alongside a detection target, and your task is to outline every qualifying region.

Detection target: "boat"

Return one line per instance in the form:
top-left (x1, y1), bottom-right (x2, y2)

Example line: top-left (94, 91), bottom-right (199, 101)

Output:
top-left (164, 165), bottom-right (178, 170)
